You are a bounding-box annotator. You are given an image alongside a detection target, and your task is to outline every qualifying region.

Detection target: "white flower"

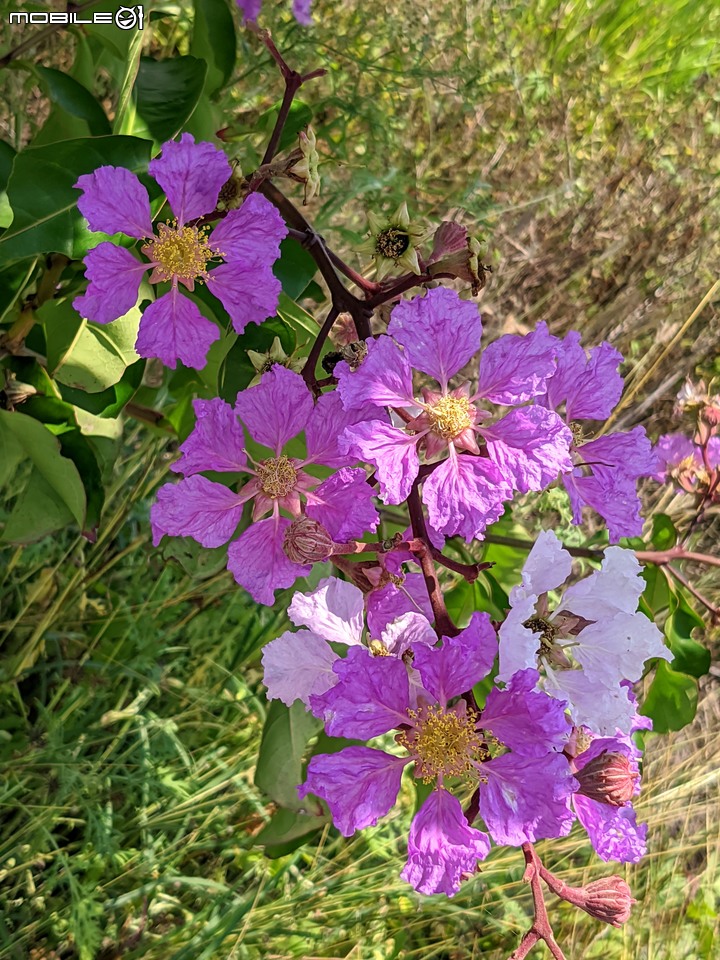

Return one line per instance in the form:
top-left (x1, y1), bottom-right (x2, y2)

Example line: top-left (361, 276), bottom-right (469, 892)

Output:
top-left (498, 531), bottom-right (670, 734)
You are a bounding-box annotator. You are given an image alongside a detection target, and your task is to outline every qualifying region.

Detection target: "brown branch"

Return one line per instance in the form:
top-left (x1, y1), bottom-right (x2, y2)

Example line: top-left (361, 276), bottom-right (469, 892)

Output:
top-left (509, 845), bottom-right (566, 960)
top-left (407, 484), bottom-right (457, 638)
top-left (247, 25), bottom-right (326, 166)
top-left (635, 546), bottom-right (720, 569)
top-left (662, 565), bottom-right (720, 622)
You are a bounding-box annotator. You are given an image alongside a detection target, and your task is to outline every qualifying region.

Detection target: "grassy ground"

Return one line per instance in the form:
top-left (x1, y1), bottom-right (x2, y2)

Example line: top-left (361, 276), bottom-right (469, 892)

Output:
top-left (1, 0), bottom-right (720, 957)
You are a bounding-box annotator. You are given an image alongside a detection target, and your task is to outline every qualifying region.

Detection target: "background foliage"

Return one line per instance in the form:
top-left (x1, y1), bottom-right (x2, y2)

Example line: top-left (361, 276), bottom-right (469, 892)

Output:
top-left (0, 0), bottom-right (719, 957)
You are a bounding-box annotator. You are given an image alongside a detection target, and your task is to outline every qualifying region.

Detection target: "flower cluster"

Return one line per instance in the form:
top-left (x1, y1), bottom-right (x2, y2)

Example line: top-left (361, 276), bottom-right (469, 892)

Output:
top-left (72, 113), bottom-right (674, 948)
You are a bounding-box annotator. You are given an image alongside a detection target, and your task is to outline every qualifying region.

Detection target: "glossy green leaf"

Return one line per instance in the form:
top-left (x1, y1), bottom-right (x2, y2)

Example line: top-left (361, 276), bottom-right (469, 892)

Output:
top-left (191, 0), bottom-right (236, 93)
top-left (274, 238), bottom-right (319, 299)
top-left (254, 807), bottom-right (327, 852)
top-left (40, 297), bottom-right (141, 392)
top-left (35, 66), bottom-right (111, 137)
top-left (254, 699), bottom-right (322, 811)
top-left (640, 660), bottom-right (698, 733)
top-left (665, 593), bottom-right (710, 678)
top-left (0, 140), bottom-right (16, 193)
top-left (0, 409), bottom-right (86, 542)
top-left (133, 56), bottom-right (207, 143)
top-left (651, 513), bottom-right (677, 550)
top-left (0, 136), bottom-right (152, 263)
top-left (58, 358), bottom-right (145, 419)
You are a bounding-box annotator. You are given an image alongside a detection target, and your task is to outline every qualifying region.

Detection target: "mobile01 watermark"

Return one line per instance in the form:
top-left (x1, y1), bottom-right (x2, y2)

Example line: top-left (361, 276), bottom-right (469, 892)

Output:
top-left (8, 5), bottom-right (144, 30)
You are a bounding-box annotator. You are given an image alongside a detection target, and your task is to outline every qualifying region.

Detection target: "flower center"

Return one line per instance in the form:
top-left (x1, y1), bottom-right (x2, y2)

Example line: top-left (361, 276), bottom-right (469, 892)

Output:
top-left (375, 226), bottom-right (410, 260)
top-left (427, 395), bottom-right (473, 440)
top-left (523, 615), bottom-right (558, 654)
top-left (399, 704), bottom-right (481, 783)
top-left (143, 221), bottom-right (219, 284)
top-left (256, 456), bottom-right (297, 498)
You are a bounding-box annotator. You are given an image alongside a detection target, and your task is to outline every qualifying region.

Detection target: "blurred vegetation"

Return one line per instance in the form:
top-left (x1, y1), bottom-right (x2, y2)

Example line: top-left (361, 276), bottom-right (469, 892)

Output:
top-left (1, 0), bottom-right (719, 957)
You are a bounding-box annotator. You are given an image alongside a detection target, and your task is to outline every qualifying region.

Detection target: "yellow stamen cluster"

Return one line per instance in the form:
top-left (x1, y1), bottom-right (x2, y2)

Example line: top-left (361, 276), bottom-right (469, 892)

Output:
top-left (427, 395), bottom-right (473, 441)
top-left (144, 221), bottom-right (219, 284)
top-left (399, 705), bottom-right (481, 784)
top-left (256, 456), bottom-right (297, 499)
top-left (570, 421), bottom-right (586, 446)
top-left (368, 640), bottom-right (391, 657)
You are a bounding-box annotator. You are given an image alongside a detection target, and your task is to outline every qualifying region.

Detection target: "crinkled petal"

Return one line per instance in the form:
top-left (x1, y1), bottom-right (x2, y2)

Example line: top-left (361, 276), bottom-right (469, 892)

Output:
top-left (521, 529), bottom-right (573, 595)
top-left (208, 260), bottom-right (281, 335)
top-left (342, 420), bottom-right (419, 504)
top-left (73, 242), bottom-right (147, 324)
top-left (388, 287), bottom-right (481, 388)
top-left (136, 288), bottom-right (219, 369)
top-left (262, 629), bottom-right (339, 707)
top-left (574, 795), bottom-right (647, 863)
top-left (483, 406), bottom-right (573, 493)
top-left (543, 669), bottom-right (637, 736)
top-left (172, 398), bottom-right (247, 475)
top-left (336, 335), bottom-right (415, 411)
top-left (476, 322), bottom-right (557, 404)
top-left (579, 427), bottom-right (658, 480)
top-left (211, 193), bottom-right (287, 262)
top-left (481, 669), bottom-right (571, 756)
top-left (559, 545), bottom-right (645, 620)
top-left (236, 0), bottom-right (262, 22)
top-left (413, 612), bottom-right (497, 704)
top-left (422, 451), bottom-right (511, 541)
top-left (380, 612), bottom-right (437, 655)
top-left (235, 365), bottom-right (313, 453)
top-left (305, 467), bottom-right (379, 540)
top-left (652, 433), bottom-right (698, 481)
top-left (309, 645), bottom-right (411, 739)
top-left (227, 516), bottom-right (310, 606)
top-left (298, 747), bottom-right (407, 836)
top-left (75, 166), bottom-right (152, 238)
top-left (304, 391), bottom-right (382, 468)
top-left (564, 469), bottom-right (644, 543)
top-left (150, 475), bottom-right (246, 548)
top-left (366, 572), bottom-right (435, 638)
top-left (401, 791), bottom-right (490, 896)
top-left (288, 576), bottom-right (365, 646)
top-left (479, 752), bottom-right (577, 846)
top-left (497, 590), bottom-right (539, 683)
top-left (572, 612), bottom-right (670, 685)
top-left (148, 134), bottom-right (231, 225)
top-left (542, 332), bottom-right (624, 421)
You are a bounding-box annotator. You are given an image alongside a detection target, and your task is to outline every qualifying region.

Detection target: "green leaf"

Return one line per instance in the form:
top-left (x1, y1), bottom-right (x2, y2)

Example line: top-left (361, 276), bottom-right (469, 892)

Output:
top-left (57, 430), bottom-right (105, 538)
top-left (217, 317), bottom-right (296, 402)
top-left (0, 136), bottom-right (152, 263)
top-left (651, 513), bottom-right (677, 550)
top-left (640, 660), bottom-right (698, 733)
top-left (640, 562), bottom-right (672, 617)
top-left (665, 593), bottom-right (710, 678)
top-left (254, 807), bottom-right (327, 852)
top-left (0, 409), bottom-right (86, 542)
top-left (0, 140), bottom-right (16, 193)
top-left (58, 358), bottom-right (145, 419)
top-left (35, 66), bottom-right (112, 137)
top-left (133, 56), bottom-right (208, 144)
top-left (191, 0), bottom-right (237, 93)
top-left (274, 238), bottom-right (319, 300)
top-left (254, 699), bottom-right (322, 811)
top-left (40, 297), bottom-right (141, 392)
top-left (277, 292), bottom-right (319, 340)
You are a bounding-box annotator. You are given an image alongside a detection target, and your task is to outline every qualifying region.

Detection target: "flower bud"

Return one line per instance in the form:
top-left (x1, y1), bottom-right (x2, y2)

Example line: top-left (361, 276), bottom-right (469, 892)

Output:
top-left (427, 221), bottom-right (491, 295)
top-left (575, 750), bottom-right (638, 806)
top-left (577, 876), bottom-right (636, 926)
top-left (283, 517), bottom-right (333, 564)
top-left (288, 126), bottom-right (321, 204)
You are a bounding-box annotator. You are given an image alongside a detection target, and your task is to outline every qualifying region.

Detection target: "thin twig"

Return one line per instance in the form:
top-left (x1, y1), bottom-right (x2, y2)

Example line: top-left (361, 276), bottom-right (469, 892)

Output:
top-left (407, 484), bottom-right (457, 638)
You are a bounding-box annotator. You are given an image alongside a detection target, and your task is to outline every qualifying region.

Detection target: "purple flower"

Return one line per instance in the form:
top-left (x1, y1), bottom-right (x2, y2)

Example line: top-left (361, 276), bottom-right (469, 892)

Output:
top-left (236, 0), bottom-right (312, 25)
top-left (74, 134), bottom-right (287, 369)
top-left (572, 736), bottom-right (647, 863)
top-left (651, 432), bottom-right (720, 489)
top-left (151, 367), bottom-right (379, 605)
top-left (538, 331), bottom-right (657, 540)
top-left (336, 288), bottom-right (571, 541)
top-left (299, 622), bottom-right (577, 896)
top-left (498, 530), bottom-right (670, 735)
top-left (262, 575), bottom-right (435, 707)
